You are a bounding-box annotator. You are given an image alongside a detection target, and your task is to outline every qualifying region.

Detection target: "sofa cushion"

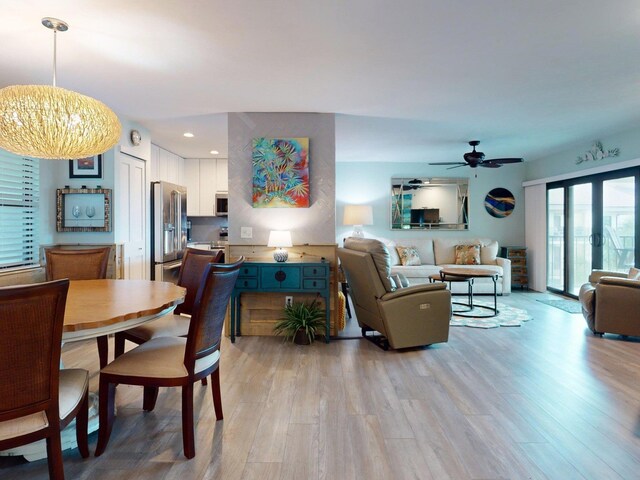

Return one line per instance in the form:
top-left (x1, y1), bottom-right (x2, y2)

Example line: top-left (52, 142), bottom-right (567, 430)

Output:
top-left (454, 244), bottom-right (481, 265)
top-left (396, 246), bottom-right (421, 266)
top-left (344, 237), bottom-right (395, 292)
top-left (383, 240), bottom-right (401, 266)
top-left (629, 267), bottom-right (640, 280)
top-left (391, 264), bottom-right (442, 278)
top-left (480, 240), bottom-right (499, 265)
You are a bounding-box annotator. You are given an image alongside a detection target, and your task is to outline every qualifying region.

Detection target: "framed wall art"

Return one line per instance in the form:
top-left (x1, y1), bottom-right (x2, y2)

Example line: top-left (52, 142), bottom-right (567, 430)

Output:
top-left (69, 154), bottom-right (103, 179)
top-left (484, 188), bottom-right (515, 218)
top-left (252, 137), bottom-right (310, 208)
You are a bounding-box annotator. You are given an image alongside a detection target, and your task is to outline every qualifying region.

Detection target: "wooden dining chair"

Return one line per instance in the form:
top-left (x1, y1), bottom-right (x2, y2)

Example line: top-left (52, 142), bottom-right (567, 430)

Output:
top-left (113, 247), bottom-right (225, 358)
top-left (44, 246), bottom-right (111, 369)
top-left (95, 257), bottom-right (243, 459)
top-left (0, 280), bottom-right (89, 480)
top-left (44, 247), bottom-right (111, 282)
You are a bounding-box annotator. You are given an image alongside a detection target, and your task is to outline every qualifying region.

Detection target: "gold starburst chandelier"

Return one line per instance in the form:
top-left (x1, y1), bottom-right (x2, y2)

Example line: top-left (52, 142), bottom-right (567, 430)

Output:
top-left (0, 18), bottom-right (121, 160)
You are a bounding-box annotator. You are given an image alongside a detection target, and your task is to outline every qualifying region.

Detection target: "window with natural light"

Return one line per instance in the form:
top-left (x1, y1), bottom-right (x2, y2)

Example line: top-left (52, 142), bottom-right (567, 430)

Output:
top-left (0, 152), bottom-right (39, 270)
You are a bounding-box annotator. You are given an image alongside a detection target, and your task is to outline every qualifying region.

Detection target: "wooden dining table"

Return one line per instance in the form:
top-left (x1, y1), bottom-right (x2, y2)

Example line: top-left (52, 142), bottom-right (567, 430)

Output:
top-left (2, 278), bottom-right (186, 461)
top-left (63, 279), bottom-right (186, 342)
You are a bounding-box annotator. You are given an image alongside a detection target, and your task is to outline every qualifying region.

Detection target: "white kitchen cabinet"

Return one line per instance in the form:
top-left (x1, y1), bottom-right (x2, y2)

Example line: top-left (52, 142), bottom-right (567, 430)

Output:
top-left (150, 143), bottom-right (185, 186)
top-left (183, 158), bottom-right (227, 216)
top-left (184, 159), bottom-right (200, 216)
top-left (199, 159), bottom-right (216, 216)
top-left (216, 159), bottom-right (228, 192)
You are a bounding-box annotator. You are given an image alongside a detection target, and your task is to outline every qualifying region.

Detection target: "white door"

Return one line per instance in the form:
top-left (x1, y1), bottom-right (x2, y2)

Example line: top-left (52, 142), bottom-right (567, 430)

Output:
top-left (119, 154), bottom-right (146, 279)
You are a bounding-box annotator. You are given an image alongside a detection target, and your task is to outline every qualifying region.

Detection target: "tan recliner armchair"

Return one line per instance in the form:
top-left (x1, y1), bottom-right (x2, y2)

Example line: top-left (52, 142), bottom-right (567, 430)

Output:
top-left (578, 269), bottom-right (640, 336)
top-left (338, 237), bottom-right (451, 350)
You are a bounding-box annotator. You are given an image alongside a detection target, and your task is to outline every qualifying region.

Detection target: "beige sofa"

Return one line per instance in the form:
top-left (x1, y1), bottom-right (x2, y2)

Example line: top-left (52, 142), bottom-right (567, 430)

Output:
top-left (382, 237), bottom-right (511, 295)
top-left (338, 237), bottom-right (451, 350)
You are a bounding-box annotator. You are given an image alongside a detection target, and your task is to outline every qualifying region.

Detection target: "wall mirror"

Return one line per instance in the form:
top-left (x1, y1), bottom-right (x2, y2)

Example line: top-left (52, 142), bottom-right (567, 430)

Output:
top-left (391, 177), bottom-right (469, 230)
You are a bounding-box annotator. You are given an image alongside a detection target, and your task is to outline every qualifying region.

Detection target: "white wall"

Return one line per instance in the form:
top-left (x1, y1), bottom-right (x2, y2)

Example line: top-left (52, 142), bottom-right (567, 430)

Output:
top-left (336, 161), bottom-right (526, 248)
top-left (525, 126), bottom-right (640, 181)
top-left (227, 113), bottom-right (336, 245)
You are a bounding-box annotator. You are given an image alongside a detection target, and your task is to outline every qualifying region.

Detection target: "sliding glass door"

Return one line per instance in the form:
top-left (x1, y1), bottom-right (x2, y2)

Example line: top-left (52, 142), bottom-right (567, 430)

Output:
top-left (547, 167), bottom-right (639, 297)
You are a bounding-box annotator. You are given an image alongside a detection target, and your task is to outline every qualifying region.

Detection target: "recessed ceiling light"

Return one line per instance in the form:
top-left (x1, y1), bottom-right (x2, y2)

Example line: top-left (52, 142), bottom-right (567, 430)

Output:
top-left (183, 132), bottom-right (194, 138)
top-left (210, 150), bottom-right (219, 155)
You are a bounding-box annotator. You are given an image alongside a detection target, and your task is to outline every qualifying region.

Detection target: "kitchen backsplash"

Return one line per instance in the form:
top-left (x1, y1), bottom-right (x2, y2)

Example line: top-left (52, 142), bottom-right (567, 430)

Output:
top-left (188, 216), bottom-right (228, 242)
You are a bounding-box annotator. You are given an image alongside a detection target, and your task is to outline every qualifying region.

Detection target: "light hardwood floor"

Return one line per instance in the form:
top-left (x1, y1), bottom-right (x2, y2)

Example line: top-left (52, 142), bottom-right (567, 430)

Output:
top-left (2, 291), bottom-right (640, 479)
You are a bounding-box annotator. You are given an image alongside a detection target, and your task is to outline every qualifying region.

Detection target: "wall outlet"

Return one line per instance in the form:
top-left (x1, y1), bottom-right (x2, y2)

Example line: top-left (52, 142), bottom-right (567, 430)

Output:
top-left (240, 227), bottom-right (253, 239)
top-left (285, 296), bottom-right (293, 307)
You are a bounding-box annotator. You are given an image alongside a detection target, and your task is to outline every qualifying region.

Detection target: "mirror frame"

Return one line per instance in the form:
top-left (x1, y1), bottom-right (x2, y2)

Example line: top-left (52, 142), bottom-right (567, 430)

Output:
top-left (390, 177), bottom-right (469, 230)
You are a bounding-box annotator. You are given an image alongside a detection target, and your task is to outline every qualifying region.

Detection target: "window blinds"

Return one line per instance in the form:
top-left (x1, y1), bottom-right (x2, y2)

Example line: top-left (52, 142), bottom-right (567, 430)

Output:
top-left (0, 153), bottom-right (39, 270)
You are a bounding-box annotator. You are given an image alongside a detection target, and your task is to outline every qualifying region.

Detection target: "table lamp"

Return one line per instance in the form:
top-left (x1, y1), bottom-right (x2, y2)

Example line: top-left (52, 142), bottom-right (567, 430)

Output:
top-left (343, 205), bottom-right (373, 238)
top-left (268, 230), bottom-right (293, 262)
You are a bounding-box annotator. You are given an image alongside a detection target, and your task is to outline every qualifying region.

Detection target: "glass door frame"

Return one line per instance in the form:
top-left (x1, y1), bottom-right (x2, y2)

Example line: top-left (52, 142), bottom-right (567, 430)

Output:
top-left (547, 166), bottom-right (639, 297)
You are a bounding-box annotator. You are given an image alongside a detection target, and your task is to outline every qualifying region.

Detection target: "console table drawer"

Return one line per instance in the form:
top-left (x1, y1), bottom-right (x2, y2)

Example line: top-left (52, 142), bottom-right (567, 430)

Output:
top-left (239, 266), bottom-right (258, 277)
top-left (260, 266), bottom-right (301, 289)
top-left (303, 278), bottom-right (327, 290)
top-left (303, 266), bottom-right (328, 278)
top-left (238, 278), bottom-right (258, 289)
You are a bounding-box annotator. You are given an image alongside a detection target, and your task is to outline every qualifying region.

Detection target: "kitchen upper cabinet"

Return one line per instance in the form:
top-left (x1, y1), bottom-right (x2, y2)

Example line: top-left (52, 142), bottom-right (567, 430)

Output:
top-left (216, 159), bottom-right (228, 192)
top-left (184, 158), bottom-right (228, 216)
top-left (184, 159), bottom-right (200, 216)
top-left (150, 143), bottom-right (185, 185)
top-left (199, 159), bottom-right (216, 216)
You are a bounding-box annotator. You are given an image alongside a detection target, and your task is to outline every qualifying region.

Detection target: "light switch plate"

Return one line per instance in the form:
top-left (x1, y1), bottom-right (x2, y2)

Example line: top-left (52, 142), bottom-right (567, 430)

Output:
top-left (240, 227), bottom-right (253, 239)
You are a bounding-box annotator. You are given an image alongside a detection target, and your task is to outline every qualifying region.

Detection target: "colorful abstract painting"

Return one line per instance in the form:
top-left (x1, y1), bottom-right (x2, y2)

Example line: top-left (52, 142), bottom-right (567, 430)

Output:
top-left (484, 188), bottom-right (515, 218)
top-left (252, 137), bottom-right (310, 208)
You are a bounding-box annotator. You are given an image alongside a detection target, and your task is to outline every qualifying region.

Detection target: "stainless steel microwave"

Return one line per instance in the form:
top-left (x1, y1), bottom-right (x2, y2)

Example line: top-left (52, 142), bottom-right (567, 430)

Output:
top-left (215, 193), bottom-right (228, 216)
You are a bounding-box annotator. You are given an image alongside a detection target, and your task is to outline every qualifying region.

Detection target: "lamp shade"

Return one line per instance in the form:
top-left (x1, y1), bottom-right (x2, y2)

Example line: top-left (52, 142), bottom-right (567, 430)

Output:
top-left (343, 205), bottom-right (373, 226)
top-left (267, 230), bottom-right (293, 247)
top-left (0, 85), bottom-right (122, 159)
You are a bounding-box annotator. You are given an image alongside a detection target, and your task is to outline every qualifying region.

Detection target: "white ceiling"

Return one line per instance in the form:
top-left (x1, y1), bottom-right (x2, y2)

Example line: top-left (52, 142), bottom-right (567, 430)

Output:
top-left (2, 1), bottom-right (640, 163)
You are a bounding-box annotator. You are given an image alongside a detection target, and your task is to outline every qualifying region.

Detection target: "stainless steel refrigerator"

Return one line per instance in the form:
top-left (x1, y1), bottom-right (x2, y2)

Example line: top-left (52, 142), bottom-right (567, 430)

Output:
top-left (151, 181), bottom-right (187, 283)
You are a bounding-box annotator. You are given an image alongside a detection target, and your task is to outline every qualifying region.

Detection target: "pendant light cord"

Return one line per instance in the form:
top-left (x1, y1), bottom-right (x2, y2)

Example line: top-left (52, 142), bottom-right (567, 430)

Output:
top-left (52, 28), bottom-right (57, 87)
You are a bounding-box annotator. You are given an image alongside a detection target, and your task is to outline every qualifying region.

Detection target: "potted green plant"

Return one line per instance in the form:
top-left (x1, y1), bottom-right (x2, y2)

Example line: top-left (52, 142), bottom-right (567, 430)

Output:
top-left (273, 300), bottom-right (325, 345)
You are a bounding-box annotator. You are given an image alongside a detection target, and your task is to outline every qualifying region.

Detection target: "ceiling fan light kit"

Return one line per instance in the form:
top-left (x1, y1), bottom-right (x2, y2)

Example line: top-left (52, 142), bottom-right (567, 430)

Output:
top-left (429, 141), bottom-right (524, 169)
top-left (0, 18), bottom-right (121, 160)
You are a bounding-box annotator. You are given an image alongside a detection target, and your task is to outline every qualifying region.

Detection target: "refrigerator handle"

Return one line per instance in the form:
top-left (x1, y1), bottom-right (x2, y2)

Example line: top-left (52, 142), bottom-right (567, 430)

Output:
top-left (173, 190), bottom-right (182, 253)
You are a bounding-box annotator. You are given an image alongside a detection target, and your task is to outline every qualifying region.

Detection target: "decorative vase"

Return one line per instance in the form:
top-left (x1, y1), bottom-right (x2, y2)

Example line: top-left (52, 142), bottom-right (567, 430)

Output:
top-left (294, 328), bottom-right (311, 345)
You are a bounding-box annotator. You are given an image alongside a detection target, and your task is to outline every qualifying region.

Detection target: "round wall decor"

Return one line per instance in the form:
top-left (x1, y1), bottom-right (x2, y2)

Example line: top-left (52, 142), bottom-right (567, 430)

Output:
top-left (484, 188), bottom-right (515, 218)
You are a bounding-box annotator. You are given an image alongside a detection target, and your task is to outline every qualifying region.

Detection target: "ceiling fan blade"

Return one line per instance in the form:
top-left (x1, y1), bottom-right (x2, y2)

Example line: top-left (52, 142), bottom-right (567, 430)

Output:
top-left (480, 162), bottom-right (502, 168)
top-left (429, 162), bottom-right (466, 166)
top-left (446, 164), bottom-right (467, 170)
top-left (484, 157), bottom-right (523, 164)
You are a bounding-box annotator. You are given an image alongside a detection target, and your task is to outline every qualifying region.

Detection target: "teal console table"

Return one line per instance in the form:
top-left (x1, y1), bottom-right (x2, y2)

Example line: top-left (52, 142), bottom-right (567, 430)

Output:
top-left (230, 261), bottom-right (331, 343)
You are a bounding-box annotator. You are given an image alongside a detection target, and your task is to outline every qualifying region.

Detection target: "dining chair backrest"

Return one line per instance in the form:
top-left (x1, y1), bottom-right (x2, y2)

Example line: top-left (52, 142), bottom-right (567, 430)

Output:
top-left (0, 279), bottom-right (69, 424)
top-left (174, 248), bottom-right (225, 316)
top-left (45, 247), bottom-right (111, 281)
top-left (184, 257), bottom-right (244, 371)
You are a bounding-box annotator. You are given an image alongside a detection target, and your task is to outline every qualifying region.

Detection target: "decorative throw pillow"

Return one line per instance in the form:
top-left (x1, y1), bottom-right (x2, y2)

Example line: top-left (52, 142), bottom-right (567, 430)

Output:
top-left (454, 244), bottom-right (481, 265)
top-left (396, 246), bottom-right (421, 266)
top-left (628, 267), bottom-right (640, 280)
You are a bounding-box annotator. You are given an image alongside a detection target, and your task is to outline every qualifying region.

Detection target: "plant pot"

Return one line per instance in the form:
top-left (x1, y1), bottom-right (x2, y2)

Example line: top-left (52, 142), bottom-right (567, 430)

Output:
top-left (294, 329), bottom-right (311, 345)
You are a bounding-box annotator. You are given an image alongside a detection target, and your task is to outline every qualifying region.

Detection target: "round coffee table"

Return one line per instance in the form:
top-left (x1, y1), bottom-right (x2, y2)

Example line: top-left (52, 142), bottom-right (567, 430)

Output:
top-left (434, 267), bottom-right (500, 318)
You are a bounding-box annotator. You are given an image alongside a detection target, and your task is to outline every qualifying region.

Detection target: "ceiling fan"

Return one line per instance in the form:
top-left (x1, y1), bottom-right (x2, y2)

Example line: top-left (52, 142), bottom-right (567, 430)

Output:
top-left (429, 141), bottom-right (524, 169)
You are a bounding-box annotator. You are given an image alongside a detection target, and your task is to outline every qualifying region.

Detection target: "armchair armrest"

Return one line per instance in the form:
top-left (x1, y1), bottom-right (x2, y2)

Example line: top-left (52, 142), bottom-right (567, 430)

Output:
top-left (496, 257), bottom-right (511, 294)
top-left (589, 270), bottom-right (627, 283)
top-left (381, 282), bottom-right (447, 301)
top-left (599, 276), bottom-right (640, 289)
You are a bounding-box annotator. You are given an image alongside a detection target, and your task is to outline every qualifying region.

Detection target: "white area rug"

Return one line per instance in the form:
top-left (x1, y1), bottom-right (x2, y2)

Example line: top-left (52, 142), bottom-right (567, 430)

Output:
top-left (450, 299), bottom-right (532, 329)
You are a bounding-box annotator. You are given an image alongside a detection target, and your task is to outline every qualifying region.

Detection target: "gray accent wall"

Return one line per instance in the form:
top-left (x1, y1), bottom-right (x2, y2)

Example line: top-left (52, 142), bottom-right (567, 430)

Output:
top-left (227, 113), bottom-right (336, 245)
